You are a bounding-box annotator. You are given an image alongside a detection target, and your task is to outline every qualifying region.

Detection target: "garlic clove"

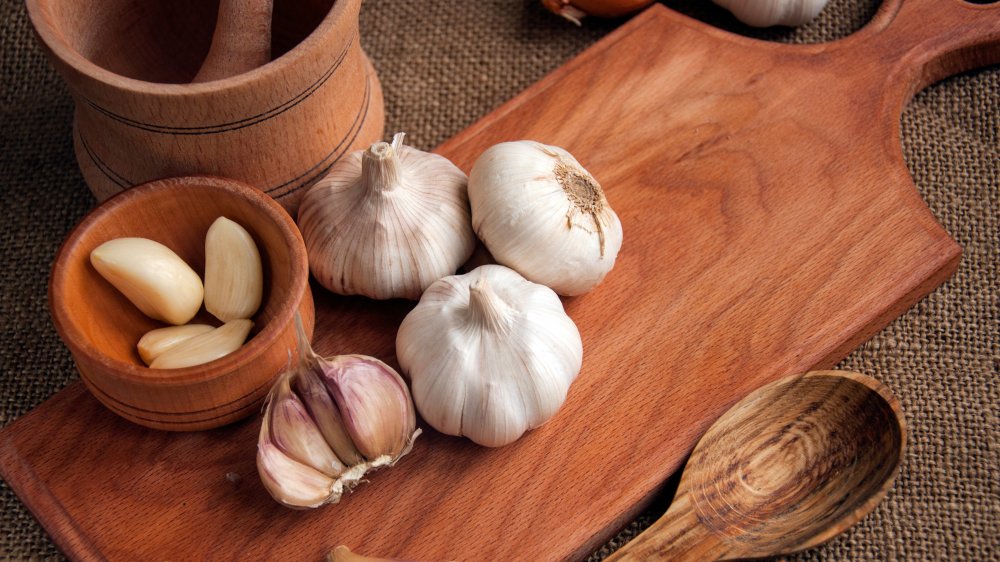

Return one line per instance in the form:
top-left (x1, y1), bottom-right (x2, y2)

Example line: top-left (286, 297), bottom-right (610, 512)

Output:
top-left (204, 216), bottom-right (263, 322)
top-left (318, 355), bottom-right (417, 460)
top-left (298, 132), bottom-right (476, 300)
top-left (266, 373), bottom-right (346, 476)
top-left (90, 237), bottom-right (204, 325)
top-left (137, 324), bottom-right (214, 365)
top-left (294, 365), bottom-right (365, 466)
top-left (257, 437), bottom-right (335, 509)
top-left (149, 319), bottom-right (253, 369)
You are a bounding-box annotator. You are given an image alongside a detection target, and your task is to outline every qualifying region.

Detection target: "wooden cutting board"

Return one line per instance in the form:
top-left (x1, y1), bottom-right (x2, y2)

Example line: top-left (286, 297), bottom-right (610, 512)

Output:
top-left (3, 1), bottom-right (998, 560)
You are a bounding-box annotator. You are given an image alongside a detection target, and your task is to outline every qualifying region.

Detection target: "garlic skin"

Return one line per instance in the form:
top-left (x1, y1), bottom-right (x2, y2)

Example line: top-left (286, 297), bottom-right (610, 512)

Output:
top-left (468, 141), bottom-right (623, 296)
top-left (257, 316), bottom-right (420, 509)
top-left (396, 265), bottom-right (583, 447)
top-left (298, 133), bottom-right (475, 300)
top-left (90, 237), bottom-right (204, 325)
top-left (712, 0), bottom-right (830, 27)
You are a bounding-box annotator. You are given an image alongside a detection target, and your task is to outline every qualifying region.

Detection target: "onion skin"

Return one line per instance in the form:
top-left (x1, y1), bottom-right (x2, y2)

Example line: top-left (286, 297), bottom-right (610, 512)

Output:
top-left (541, 0), bottom-right (656, 23)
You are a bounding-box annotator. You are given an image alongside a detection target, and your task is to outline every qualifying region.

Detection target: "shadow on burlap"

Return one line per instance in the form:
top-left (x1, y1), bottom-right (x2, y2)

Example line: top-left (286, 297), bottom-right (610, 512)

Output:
top-left (1, 0), bottom-right (996, 559)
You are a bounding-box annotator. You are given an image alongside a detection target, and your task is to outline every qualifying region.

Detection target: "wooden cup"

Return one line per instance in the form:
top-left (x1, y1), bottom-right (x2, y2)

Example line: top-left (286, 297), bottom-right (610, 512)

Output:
top-left (49, 176), bottom-right (315, 431)
top-left (25, 0), bottom-right (384, 214)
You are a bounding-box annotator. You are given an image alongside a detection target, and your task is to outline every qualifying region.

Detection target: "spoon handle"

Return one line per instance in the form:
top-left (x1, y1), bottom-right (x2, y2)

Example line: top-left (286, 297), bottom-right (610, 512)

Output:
top-left (604, 491), bottom-right (731, 561)
top-left (192, 0), bottom-right (274, 82)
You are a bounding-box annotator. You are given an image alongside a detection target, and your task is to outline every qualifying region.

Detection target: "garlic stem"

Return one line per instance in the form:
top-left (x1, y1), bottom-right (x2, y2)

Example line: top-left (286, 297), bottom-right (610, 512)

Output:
top-left (467, 277), bottom-right (513, 334)
top-left (361, 138), bottom-right (403, 193)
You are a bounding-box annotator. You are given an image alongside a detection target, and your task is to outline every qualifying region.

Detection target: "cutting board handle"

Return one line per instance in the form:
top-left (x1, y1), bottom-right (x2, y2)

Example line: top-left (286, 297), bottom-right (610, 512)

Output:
top-left (862, 0), bottom-right (1000, 94)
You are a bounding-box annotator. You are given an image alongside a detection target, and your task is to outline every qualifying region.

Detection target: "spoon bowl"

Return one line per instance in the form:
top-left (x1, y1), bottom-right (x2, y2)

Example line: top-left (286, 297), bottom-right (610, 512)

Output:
top-left (608, 370), bottom-right (905, 561)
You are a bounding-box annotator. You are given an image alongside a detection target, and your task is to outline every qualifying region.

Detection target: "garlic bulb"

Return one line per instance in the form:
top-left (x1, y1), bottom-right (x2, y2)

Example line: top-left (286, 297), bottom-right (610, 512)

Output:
top-left (396, 265), bottom-right (583, 447)
top-left (712, 0), bottom-right (830, 27)
top-left (257, 317), bottom-right (420, 509)
top-left (468, 141), bottom-right (623, 296)
top-left (298, 133), bottom-right (475, 300)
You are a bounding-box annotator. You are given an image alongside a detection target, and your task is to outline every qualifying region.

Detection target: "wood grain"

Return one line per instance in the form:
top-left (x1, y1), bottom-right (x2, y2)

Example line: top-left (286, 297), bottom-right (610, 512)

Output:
top-left (192, 0), bottom-right (274, 83)
top-left (3, 0), bottom-right (998, 560)
top-left (605, 371), bottom-right (905, 560)
top-left (25, 0), bottom-right (383, 213)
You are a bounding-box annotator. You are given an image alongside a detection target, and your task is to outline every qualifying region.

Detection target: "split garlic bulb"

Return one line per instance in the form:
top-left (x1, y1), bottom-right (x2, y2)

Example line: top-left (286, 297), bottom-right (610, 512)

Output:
top-left (712, 0), bottom-right (830, 27)
top-left (468, 141), bottom-right (623, 296)
top-left (298, 133), bottom-right (475, 300)
top-left (257, 318), bottom-right (419, 509)
top-left (396, 265), bottom-right (583, 447)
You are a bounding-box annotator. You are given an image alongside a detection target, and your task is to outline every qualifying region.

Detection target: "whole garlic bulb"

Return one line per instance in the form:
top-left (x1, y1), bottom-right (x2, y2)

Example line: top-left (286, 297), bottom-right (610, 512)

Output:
top-left (468, 141), bottom-right (623, 296)
top-left (396, 265), bottom-right (583, 447)
top-left (712, 0), bottom-right (830, 27)
top-left (298, 133), bottom-right (475, 300)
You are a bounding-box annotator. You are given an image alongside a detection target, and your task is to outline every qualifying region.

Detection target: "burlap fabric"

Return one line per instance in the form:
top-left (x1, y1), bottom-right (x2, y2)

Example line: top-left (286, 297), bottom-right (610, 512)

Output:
top-left (1, 0), bottom-right (996, 559)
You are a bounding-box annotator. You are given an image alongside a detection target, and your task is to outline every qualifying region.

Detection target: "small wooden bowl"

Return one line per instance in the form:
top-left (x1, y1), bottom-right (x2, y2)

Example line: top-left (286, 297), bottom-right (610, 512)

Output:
top-left (49, 176), bottom-right (315, 431)
top-left (25, 0), bottom-right (384, 214)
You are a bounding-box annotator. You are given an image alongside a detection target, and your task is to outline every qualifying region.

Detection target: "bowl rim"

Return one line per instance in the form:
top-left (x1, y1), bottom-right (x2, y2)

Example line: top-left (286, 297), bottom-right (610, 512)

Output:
top-left (48, 175), bottom-right (310, 386)
top-left (24, 0), bottom-right (356, 96)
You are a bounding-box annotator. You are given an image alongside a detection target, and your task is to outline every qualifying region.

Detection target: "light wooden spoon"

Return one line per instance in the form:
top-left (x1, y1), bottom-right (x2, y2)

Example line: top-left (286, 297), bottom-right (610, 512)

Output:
top-left (607, 370), bottom-right (906, 561)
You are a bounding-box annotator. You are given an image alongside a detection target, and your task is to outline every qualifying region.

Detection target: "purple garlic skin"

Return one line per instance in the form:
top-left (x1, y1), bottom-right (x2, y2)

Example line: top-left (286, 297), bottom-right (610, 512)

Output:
top-left (319, 355), bottom-right (418, 460)
top-left (257, 350), bottom-right (420, 509)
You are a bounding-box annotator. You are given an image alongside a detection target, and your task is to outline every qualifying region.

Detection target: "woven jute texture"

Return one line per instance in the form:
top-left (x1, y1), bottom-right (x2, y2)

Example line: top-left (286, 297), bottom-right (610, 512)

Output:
top-left (1, 0), bottom-right (997, 560)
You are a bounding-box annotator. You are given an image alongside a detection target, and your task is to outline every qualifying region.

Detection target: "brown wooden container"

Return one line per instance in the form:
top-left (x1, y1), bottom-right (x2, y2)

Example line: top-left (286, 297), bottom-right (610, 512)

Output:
top-left (49, 176), bottom-right (315, 431)
top-left (25, 0), bottom-right (384, 213)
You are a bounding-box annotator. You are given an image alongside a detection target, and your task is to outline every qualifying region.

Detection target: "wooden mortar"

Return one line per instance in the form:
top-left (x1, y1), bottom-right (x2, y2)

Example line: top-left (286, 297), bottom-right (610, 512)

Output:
top-left (25, 0), bottom-right (384, 213)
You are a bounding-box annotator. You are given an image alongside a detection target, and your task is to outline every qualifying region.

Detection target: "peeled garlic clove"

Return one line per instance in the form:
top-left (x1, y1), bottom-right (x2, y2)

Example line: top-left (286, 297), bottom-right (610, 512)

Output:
top-left (397, 265), bottom-right (583, 447)
top-left (90, 237), bottom-right (204, 325)
top-left (298, 132), bottom-right (475, 300)
top-left (137, 324), bottom-right (214, 365)
top-left (319, 355), bottom-right (417, 460)
top-left (266, 373), bottom-right (346, 476)
top-left (468, 141), bottom-right (623, 296)
top-left (257, 424), bottom-right (335, 509)
top-left (204, 216), bottom-right (263, 322)
top-left (712, 0), bottom-right (829, 27)
top-left (149, 319), bottom-right (252, 369)
top-left (294, 365), bottom-right (365, 466)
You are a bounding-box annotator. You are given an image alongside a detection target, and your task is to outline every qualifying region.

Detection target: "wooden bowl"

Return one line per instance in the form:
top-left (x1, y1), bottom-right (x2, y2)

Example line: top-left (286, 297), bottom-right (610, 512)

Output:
top-left (25, 0), bottom-right (384, 214)
top-left (49, 176), bottom-right (315, 431)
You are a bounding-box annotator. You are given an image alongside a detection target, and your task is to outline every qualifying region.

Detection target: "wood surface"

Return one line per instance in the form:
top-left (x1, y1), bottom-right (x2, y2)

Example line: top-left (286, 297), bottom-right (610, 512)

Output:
top-left (605, 371), bottom-right (905, 561)
top-left (24, 0), bottom-right (382, 213)
top-left (192, 0), bottom-right (274, 83)
top-left (47, 176), bottom-right (315, 430)
top-left (3, 0), bottom-right (999, 560)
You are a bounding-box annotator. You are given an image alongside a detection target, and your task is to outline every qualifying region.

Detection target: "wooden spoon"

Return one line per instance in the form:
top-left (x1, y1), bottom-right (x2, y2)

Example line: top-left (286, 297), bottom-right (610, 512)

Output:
top-left (192, 0), bottom-right (274, 82)
top-left (607, 370), bottom-right (906, 561)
